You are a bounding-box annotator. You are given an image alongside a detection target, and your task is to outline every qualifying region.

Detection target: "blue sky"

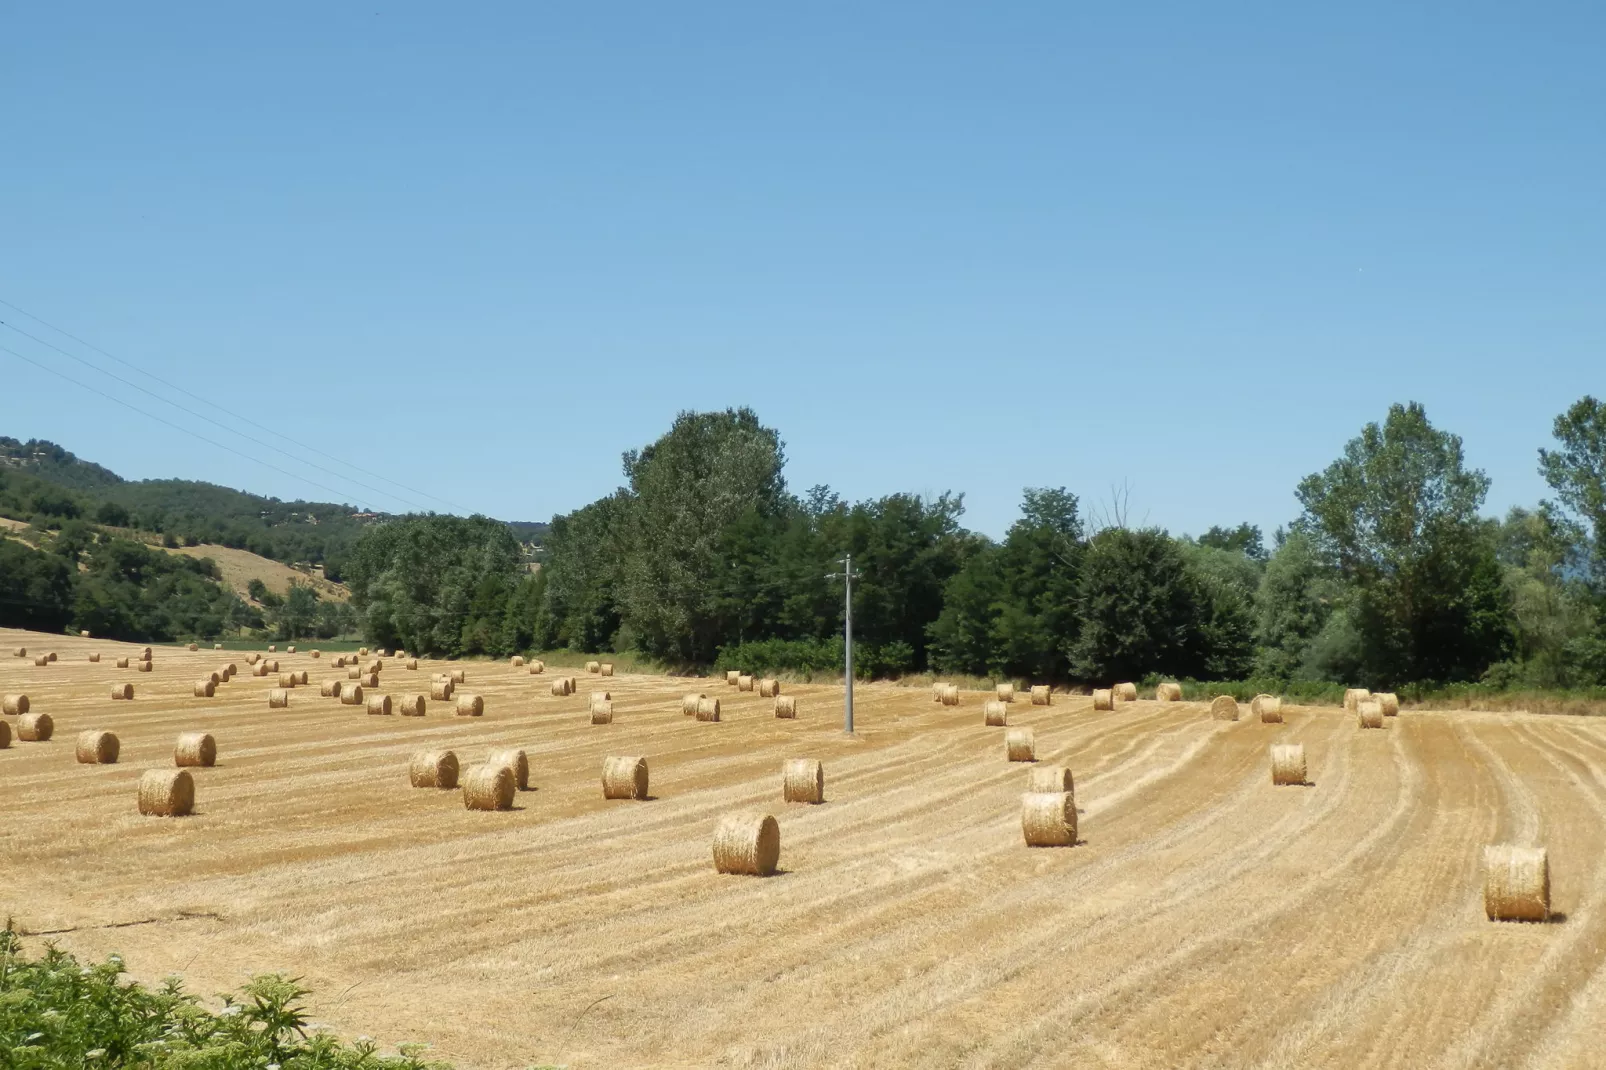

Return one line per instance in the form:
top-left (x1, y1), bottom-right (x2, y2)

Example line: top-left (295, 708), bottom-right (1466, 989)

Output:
top-left (3, 3), bottom-right (1601, 538)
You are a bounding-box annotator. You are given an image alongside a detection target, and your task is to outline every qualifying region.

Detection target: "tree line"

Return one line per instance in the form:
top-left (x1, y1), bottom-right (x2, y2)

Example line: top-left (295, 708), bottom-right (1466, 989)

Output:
top-left (338, 398), bottom-right (1606, 691)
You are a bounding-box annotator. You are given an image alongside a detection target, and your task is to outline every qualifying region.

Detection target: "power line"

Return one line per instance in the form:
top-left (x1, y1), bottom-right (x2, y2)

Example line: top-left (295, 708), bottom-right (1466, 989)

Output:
top-left (0, 319), bottom-right (434, 514)
top-left (0, 295), bottom-right (466, 512)
top-left (0, 342), bottom-right (383, 507)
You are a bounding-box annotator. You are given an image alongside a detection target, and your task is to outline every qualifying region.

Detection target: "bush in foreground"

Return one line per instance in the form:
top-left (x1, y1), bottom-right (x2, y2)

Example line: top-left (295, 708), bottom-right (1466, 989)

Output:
top-left (0, 926), bottom-right (453, 1068)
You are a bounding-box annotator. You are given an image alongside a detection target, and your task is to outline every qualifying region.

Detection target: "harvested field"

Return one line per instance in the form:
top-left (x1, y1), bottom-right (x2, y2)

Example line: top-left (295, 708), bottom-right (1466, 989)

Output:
top-left (3, 625), bottom-right (1605, 1069)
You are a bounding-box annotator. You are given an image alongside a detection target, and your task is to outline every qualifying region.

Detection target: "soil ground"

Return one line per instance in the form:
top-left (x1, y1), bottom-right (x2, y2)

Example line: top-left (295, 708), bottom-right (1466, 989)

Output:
top-left (2, 627), bottom-right (1602, 1069)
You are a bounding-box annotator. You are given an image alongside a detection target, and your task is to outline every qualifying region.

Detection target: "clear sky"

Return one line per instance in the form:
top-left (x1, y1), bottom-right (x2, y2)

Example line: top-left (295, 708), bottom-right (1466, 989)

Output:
top-left (3, 3), bottom-right (1601, 538)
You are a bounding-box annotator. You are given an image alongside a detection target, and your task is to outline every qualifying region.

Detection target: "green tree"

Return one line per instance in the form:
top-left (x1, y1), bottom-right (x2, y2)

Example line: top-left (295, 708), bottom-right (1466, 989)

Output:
top-left (1295, 402), bottom-right (1513, 684)
top-left (346, 515), bottom-right (523, 657)
top-left (1539, 395), bottom-right (1606, 583)
top-left (1198, 522), bottom-right (1266, 560)
top-left (0, 539), bottom-right (74, 632)
top-left (1253, 529), bottom-right (1341, 679)
top-left (1070, 528), bottom-right (1208, 683)
top-left (616, 408), bottom-right (789, 662)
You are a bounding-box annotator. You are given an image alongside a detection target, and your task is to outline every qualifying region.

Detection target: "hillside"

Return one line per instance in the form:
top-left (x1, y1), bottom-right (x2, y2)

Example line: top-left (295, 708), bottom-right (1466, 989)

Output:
top-left (166, 543), bottom-right (350, 603)
top-left (0, 434), bottom-right (542, 575)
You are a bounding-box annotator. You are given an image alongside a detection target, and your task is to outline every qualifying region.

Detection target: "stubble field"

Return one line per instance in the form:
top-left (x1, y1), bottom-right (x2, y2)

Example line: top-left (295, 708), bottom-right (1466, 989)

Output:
top-left (2, 626), bottom-right (1604, 1069)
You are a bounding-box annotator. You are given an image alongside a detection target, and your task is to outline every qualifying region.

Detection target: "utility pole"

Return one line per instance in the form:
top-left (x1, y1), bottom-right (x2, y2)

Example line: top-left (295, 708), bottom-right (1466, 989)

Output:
top-left (826, 554), bottom-right (861, 734)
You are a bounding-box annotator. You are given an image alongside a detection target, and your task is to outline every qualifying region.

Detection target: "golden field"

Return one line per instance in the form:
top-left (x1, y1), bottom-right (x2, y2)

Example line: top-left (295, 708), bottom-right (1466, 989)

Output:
top-left (2, 627), bottom-right (1603, 1069)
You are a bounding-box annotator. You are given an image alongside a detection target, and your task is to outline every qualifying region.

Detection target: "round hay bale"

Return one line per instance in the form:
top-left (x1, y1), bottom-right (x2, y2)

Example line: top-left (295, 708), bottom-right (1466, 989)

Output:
top-left (461, 764), bottom-right (514, 811)
top-left (0, 720), bottom-right (8, 748)
top-left (268, 688), bottom-right (289, 709)
top-left (193, 679), bottom-right (215, 698)
top-left (310, 650), bottom-right (320, 659)
top-left (1155, 682), bottom-right (1183, 702)
top-left (268, 644), bottom-right (277, 653)
top-left (1376, 692), bottom-right (1400, 717)
top-left (366, 693), bottom-right (392, 716)
top-left (600, 662), bottom-right (615, 677)
top-left (2, 693), bottom-right (27, 716)
top-left (88, 652), bottom-right (101, 663)
top-left (368, 659), bottom-right (384, 674)
top-left (727, 670), bottom-right (741, 686)
top-left (433, 680), bottom-right (456, 701)
top-left (589, 690), bottom-right (613, 708)
top-left (1343, 688), bottom-right (1371, 712)
top-left (340, 684), bottom-right (365, 706)
top-left (1358, 700), bottom-right (1384, 729)
top-left (278, 672), bottom-right (296, 688)
top-left (774, 695), bottom-right (797, 719)
top-left (397, 694), bottom-right (425, 717)
top-left (222, 662), bottom-right (238, 676)
top-left (210, 642), bottom-right (220, 649)
top-left (264, 660), bottom-right (279, 673)
top-left (983, 700), bottom-right (1008, 727)
top-left (1210, 695), bottom-right (1240, 721)
top-left (187, 643), bottom-right (198, 652)
top-left (135, 660), bottom-right (152, 673)
top-left (527, 659), bottom-right (543, 674)
top-left (116, 657), bottom-right (129, 669)
top-left (110, 682), bottom-right (133, 700)
top-left (1270, 743), bottom-right (1306, 785)
top-left (1092, 689), bottom-right (1114, 711)
top-left (1006, 727), bottom-right (1036, 762)
top-left (590, 701), bottom-right (614, 725)
top-left (18, 713), bottom-right (52, 742)
top-left (782, 758), bottom-right (824, 804)
top-left (410, 749), bottom-right (458, 789)
top-left (358, 673), bottom-right (379, 688)
top-left (933, 682), bottom-right (946, 703)
top-left (696, 696), bottom-right (721, 721)
top-left (1021, 791), bottom-right (1077, 846)
top-left (333, 655), bottom-right (346, 668)
top-left (347, 666), bottom-right (362, 679)
top-left (602, 755), bottom-right (648, 800)
top-left (358, 647), bottom-right (367, 656)
top-left (1030, 685), bottom-right (1051, 706)
top-left (319, 680), bottom-right (340, 697)
top-left (738, 674), bottom-right (755, 692)
top-left (46, 652), bottom-right (56, 662)
top-left (548, 678), bottom-right (568, 698)
top-left (586, 660), bottom-right (601, 674)
top-left (138, 769), bottom-right (194, 817)
top-left (139, 647), bottom-right (152, 660)
top-left (511, 655), bottom-right (525, 667)
top-left (207, 670), bottom-right (222, 686)
top-left (76, 730), bottom-right (119, 764)
top-left (295, 670), bottom-right (308, 685)
top-left (246, 652), bottom-right (260, 665)
top-left (1114, 682), bottom-right (1138, 703)
top-left (567, 675), bottom-right (579, 693)
top-left (407, 659), bottom-right (419, 670)
top-left (449, 669), bottom-right (466, 684)
top-left (995, 682), bottom-right (1015, 702)
top-left (254, 663), bottom-right (270, 678)
top-left (10, 646), bottom-right (23, 658)
top-left (488, 748), bottom-right (529, 790)
top-left (1027, 765), bottom-right (1074, 794)
top-left (286, 645), bottom-right (297, 654)
top-left (682, 692), bottom-right (705, 715)
top-left (32, 655), bottom-right (47, 667)
top-left (758, 677), bottom-right (780, 698)
top-left (713, 813), bottom-right (780, 876)
top-left (1484, 845), bottom-right (1550, 922)
top-left (941, 683), bottom-right (960, 707)
top-left (455, 693), bottom-right (484, 717)
top-left (1252, 694), bottom-right (1284, 723)
top-left (174, 732), bottom-right (215, 767)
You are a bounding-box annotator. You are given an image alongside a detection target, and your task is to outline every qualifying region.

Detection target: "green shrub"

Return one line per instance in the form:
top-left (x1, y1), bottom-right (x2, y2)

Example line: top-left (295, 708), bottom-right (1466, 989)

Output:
top-left (0, 926), bottom-right (450, 1068)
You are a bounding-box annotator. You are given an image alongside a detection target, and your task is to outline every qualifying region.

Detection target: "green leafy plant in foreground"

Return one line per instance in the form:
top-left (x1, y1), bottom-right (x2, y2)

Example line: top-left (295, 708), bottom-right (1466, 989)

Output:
top-left (0, 926), bottom-right (448, 1069)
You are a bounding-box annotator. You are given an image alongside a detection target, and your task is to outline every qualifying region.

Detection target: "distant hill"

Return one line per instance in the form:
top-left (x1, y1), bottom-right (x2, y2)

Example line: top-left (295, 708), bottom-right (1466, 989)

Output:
top-left (505, 520), bottom-right (550, 543)
top-left (0, 436), bottom-right (122, 490)
top-left (0, 434), bottom-right (545, 577)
